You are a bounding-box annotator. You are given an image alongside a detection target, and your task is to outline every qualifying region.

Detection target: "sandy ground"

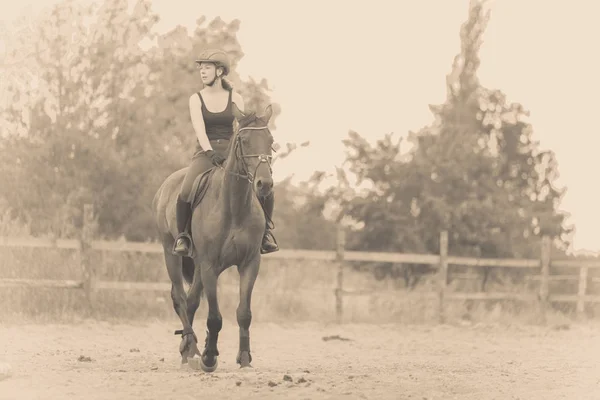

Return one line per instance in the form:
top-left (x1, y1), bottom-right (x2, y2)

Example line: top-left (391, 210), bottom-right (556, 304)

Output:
top-left (0, 319), bottom-right (599, 400)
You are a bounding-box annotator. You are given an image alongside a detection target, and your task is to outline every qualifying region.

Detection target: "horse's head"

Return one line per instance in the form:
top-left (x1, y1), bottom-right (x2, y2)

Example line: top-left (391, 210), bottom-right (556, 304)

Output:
top-left (230, 103), bottom-right (275, 198)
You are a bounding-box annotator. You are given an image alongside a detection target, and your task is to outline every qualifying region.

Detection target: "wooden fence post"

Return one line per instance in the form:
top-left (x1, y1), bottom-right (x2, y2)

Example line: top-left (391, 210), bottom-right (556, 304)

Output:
top-left (438, 231), bottom-right (449, 324)
top-left (335, 224), bottom-right (346, 323)
top-left (538, 235), bottom-right (551, 324)
top-left (81, 204), bottom-right (96, 311)
top-left (577, 266), bottom-right (588, 320)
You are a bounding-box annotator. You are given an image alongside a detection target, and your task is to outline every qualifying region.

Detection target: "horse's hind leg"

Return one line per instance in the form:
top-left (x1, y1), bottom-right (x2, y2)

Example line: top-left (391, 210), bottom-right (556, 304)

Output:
top-left (236, 254), bottom-right (260, 368)
top-left (162, 243), bottom-right (199, 364)
top-left (196, 265), bottom-right (221, 373)
top-left (185, 261), bottom-right (204, 329)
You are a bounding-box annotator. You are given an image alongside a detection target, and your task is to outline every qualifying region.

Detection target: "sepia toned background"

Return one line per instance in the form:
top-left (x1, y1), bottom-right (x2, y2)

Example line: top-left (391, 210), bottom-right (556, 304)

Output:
top-left (1, 1), bottom-right (599, 399)
top-left (2, 0), bottom-right (599, 251)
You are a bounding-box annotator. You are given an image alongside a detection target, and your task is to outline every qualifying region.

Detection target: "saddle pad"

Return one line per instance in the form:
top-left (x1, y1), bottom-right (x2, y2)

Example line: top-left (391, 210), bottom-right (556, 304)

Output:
top-left (188, 167), bottom-right (218, 209)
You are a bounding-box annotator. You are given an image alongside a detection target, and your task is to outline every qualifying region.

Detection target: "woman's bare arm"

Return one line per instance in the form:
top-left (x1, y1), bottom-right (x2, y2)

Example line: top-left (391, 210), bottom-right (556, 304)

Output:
top-left (189, 94), bottom-right (212, 151)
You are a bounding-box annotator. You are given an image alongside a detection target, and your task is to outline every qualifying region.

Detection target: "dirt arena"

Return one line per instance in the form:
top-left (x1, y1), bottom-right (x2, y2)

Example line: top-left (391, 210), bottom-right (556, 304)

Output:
top-left (0, 319), bottom-right (599, 400)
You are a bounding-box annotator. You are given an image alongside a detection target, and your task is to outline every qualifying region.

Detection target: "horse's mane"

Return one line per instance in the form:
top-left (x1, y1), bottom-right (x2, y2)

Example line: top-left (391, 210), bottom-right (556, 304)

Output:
top-left (238, 111), bottom-right (260, 129)
top-left (223, 111), bottom-right (260, 170)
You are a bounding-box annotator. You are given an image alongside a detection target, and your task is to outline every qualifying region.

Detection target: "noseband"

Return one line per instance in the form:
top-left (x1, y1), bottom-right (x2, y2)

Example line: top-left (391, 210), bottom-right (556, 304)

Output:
top-left (223, 125), bottom-right (273, 183)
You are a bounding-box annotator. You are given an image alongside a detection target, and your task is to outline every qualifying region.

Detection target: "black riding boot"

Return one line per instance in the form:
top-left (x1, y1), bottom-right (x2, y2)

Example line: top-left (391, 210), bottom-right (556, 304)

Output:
top-left (259, 192), bottom-right (279, 254)
top-left (173, 196), bottom-right (193, 256)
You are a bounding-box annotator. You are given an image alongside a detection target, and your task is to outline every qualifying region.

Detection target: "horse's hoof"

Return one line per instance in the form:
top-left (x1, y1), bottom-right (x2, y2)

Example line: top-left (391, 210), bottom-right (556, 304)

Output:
top-left (189, 356), bottom-right (218, 373)
top-left (237, 351), bottom-right (252, 368)
top-left (201, 356), bottom-right (218, 373)
top-left (180, 352), bottom-right (189, 364)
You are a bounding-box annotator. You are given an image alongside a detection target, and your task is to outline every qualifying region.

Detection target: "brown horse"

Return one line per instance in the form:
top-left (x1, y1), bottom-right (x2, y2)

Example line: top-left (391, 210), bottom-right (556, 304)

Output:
top-left (152, 103), bottom-right (275, 372)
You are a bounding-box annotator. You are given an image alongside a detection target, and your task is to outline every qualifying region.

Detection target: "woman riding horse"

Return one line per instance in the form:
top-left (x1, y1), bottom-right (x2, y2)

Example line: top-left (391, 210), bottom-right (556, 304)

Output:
top-left (172, 49), bottom-right (278, 256)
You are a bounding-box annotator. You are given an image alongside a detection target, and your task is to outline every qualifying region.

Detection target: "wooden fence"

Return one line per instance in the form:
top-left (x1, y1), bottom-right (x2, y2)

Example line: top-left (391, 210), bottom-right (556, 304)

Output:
top-left (1, 204), bottom-right (599, 323)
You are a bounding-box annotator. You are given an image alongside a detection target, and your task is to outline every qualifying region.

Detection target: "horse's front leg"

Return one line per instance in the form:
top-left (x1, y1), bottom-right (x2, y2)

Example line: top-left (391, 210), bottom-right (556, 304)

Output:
top-left (190, 264), bottom-right (222, 373)
top-left (236, 253), bottom-right (260, 368)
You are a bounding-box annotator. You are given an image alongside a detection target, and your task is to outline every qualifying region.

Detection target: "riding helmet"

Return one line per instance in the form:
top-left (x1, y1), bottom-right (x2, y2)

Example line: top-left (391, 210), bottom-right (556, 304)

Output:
top-left (195, 49), bottom-right (231, 75)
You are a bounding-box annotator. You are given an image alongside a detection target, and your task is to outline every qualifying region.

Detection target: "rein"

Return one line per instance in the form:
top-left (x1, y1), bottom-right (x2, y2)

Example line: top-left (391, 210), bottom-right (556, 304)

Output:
top-left (220, 125), bottom-right (273, 183)
top-left (218, 124), bottom-right (275, 229)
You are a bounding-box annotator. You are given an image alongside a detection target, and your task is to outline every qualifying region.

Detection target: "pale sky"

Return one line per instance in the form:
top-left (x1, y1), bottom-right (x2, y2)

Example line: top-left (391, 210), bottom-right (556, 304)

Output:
top-left (1, 0), bottom-right (599, 253)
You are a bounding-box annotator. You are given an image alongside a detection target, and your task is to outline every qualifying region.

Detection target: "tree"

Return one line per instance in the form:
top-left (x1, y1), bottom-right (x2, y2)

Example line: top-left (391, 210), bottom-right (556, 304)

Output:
top-left (268, 176), bottom-right (338, 250)
top-left (0, 0), bottom-right (286, 241)
top-left (0, 0), bottom-right (160, 238)
top-left (326, 0), bottom-right (572, 264)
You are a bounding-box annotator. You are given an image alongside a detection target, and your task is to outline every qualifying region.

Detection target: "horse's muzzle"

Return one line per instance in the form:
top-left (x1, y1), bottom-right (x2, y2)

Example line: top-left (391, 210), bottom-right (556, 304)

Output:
top-left (255, 178), bottom-right (273, 197)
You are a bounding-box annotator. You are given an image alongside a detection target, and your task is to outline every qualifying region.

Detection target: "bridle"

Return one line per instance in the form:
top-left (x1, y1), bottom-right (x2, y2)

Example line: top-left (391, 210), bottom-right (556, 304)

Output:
top-left (219, 124), bottom-right (276, 228)
top-left (220, 125), bottom-right (273, 184)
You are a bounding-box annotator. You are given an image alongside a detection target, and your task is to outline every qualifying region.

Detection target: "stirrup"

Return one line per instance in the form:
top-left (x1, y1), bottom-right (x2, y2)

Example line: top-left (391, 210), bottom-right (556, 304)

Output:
top-left (260, 231), bottom-right (279, 254)
top-left (172, 232), bottom-right (193, 257)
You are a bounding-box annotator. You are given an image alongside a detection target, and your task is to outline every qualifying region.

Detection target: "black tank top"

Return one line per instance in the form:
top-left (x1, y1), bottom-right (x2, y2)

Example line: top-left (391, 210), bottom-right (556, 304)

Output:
top-left (196, 90), bottom-right (235, 143)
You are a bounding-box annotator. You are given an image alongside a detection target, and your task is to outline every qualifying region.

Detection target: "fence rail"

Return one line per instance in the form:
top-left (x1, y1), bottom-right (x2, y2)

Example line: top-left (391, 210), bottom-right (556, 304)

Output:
top-left (1, 204), bottom-right (598, 322)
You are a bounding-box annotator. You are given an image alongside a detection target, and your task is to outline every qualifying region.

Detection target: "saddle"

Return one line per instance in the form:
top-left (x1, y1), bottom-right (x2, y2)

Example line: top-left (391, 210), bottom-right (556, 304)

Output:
top-left (187, 167), bottom-right (218, 211)
top-left (175, 167), bottom-right (218, 258)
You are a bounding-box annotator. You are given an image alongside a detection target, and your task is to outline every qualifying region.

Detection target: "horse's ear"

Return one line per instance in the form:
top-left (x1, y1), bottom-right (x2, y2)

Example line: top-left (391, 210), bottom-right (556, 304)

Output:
top-left (232, 102), bottom-right (246, 120)
top-left (263, 104), bottom-right (273, 122)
